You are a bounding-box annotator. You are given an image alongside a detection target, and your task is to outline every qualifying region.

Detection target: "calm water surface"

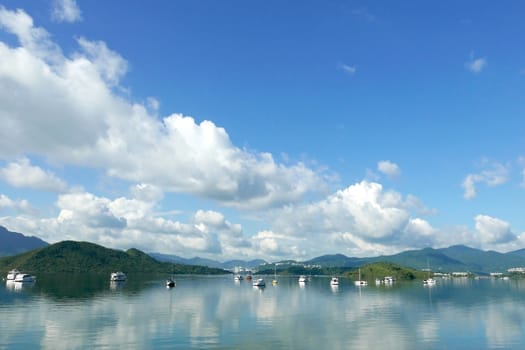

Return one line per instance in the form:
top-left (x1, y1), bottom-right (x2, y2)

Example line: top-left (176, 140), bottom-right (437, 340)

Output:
top-left (2, 274), bottom-right (525, 349)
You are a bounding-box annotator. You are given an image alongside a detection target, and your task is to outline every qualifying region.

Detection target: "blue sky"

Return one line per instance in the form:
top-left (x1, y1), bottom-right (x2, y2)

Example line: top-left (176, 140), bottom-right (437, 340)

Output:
top-left (0, 0), bottom-right (524, 261)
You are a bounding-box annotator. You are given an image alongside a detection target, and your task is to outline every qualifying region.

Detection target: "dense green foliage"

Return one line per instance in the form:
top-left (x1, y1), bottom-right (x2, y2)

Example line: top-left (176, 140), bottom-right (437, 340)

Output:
top-left (0, 241), bottom-right (228, 275)
top-left (344, 262), bottom-right (427, 281)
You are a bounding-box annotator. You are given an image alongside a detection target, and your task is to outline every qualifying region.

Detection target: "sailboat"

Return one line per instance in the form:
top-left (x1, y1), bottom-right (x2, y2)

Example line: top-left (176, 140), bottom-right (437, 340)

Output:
top-left (272, 264), bottom-right (278, 285)
top-left (423, 260), bottom-right (436, 286)
top-left (166, 269), bottom-right (176, 287)
top-left (354, 268), bottom-right (367, 286)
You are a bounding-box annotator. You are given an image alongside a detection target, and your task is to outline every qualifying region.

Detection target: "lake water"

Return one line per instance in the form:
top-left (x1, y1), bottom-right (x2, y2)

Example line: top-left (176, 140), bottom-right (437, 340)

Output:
top-left (2, 274), bottom-right (525, 349)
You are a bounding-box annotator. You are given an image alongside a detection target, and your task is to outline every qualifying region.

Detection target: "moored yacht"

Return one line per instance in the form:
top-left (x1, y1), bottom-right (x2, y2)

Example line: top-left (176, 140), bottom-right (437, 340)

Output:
top-left (298, 275), bottom-right (307, 283)
top-left (253, 278), bottom-right (266, 287)
top-left (14, 273), bottom-right (36, 283)
top-left (6, 269), bottom-right (20, 281)
top-left (423, 278), bottom-right (436, 286)
top-left (330, 277), bottom-right (339, 286)
top-left (110, 271), bottom-right (127, 282)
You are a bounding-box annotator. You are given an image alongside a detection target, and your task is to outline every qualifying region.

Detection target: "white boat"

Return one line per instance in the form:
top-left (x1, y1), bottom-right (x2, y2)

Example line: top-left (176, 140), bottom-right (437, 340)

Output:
top-left (234, 274), bottom-right (243, 281)
top-left (384, 276), bottom-right (394, 284)
top-left (6, 269), bottom-right (20, 280)
top-left (110, 272), bottom-right (126, 281)
top-left (354, 268), bottom-right (368, 286)
top-left (330, 277), bottom-right (339, 286)
top-left (253, 278), bottom-right (266, 287)
top-left (423, 260), bottom-right (435, 286)
top-left (423, 278), bottom-right (436, 286)
top-left (298, 275), bottom-right (307, 283)
top-left (14, 273), bottom-right (35, 283)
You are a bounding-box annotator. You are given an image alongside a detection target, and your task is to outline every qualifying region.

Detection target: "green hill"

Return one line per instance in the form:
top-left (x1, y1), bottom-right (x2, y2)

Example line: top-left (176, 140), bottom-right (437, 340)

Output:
top-left (0, 240), bottom-right (229, 275)
top-left (344, 262), bottom-right (427, 281)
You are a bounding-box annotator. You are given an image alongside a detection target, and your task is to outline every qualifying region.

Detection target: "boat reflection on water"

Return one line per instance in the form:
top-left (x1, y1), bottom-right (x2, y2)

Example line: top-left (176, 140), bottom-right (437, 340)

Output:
top-left (110, 280), bottom-right (125, 290)
top-left (5, 280), bottom-right (35, 292)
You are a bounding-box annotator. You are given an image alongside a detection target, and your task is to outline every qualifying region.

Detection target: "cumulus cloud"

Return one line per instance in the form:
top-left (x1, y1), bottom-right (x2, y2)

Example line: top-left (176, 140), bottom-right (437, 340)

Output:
top-left (377, 160), bottom-right (400, 179)
top-left (51, 0), bottom-right (82, 23)
top-left (0, 193), bottom-right (33, 213)
top-left (465, 53), bottom-right (487, 73)
top-left (0, 180), bottom-right (440, 260)
top-left (0, 158), bottom-right (67, 192)
top-left (462, 161), bottom-right (508, 199)
top-left (0, 189), bottom-right (251, 257)
top-left (130, 183), bottom-right (163, 203)
top-left (474, 214), bottom-right (515, 244)
top-left (256, 181), bottom-right (439, 258)
top-left (0, 7), bottom-right (328, 210)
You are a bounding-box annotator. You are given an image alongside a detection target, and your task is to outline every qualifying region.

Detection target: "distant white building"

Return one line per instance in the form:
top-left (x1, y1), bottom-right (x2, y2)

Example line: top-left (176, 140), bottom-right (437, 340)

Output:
top-left (452, 272), bottom-right (469, 277)
top-left (508, 267), bottom-right (525, 274)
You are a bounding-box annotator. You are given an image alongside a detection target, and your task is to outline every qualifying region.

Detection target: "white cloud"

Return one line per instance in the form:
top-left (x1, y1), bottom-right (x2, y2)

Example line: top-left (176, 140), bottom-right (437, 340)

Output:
top-left (76, 37), bottom-right (127, 86)
top-left (462, 161), bottom-right (508, 199)
top-left (256, 181), bottom-right (439, 259)
top-left (377, 160), bottom-right (400, 179)
top-left (0, 193), bottom-right (33, 213)
top-left (51, 0), bottom-right (82, 23)
top-left (0, 189), bottom-right (246, 256)
top-left (0, 7), bottom-right (329, 210)
top-left (0, 180), bottom-right (436, 260)
top-left (340, 63), bottom-right (357, 75)
top-left (0, 194), bottom-right (16, 209)
top-left (474, 214), bottom-right (515, 244)
top-left (130, 183), bottom-right (163, 203)
top-left (0, 158), bottom-right (67, 192)
top-left (465, 54), bottom-right (487, 74)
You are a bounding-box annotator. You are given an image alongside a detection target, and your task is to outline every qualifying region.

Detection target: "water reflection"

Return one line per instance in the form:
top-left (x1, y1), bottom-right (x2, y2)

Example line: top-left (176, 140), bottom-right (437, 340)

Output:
top-left (5, 280), bottom-right (36, 292)
top-left (2, 276), bottom-right (525, 348)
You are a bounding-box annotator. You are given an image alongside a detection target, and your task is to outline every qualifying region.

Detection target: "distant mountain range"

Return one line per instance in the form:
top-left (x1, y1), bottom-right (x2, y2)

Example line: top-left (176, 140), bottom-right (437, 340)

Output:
top-left (152, 245), bottom-right (525, 275)
top-left (0, 226), bottom-right (48, 256)
top-left (304, 245), bottom-right (525, 274)
top-left (2, 225), bottom-right (525, 274)
top-left (150, 252), bottom-right (266, 270)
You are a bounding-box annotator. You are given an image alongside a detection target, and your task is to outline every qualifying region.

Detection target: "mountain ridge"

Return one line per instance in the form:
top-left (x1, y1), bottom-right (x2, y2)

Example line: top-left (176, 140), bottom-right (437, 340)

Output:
top-left (0, 226), bottom-right (48, 256)
top-left (3, 227), bottom-right (525, 274)
top-left (0, 240), bottom-right (229, 274)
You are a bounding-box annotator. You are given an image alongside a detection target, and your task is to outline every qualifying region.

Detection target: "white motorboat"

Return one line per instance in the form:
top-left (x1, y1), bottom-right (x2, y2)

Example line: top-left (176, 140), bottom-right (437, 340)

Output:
top-left (423, 278), bottom-right (436, 286)
top-left (298, 275), bottom-right (307, 283)
top-left (166, 278), bottom-right (175, 288)
top-left (6, 269), bottom-right (20, 280)
top-left (234, 274), bottom-right (243, 281)
top-left (384, 276), bottom-right (394, 284)
top-left (253, 278), bottom-right (266, 287)
top-left (330, 277), bottom-right (339, 286)
top-left (110, 271), bottom-right (127, 282)
top-left (14, 273), bottom-right (35, 283)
